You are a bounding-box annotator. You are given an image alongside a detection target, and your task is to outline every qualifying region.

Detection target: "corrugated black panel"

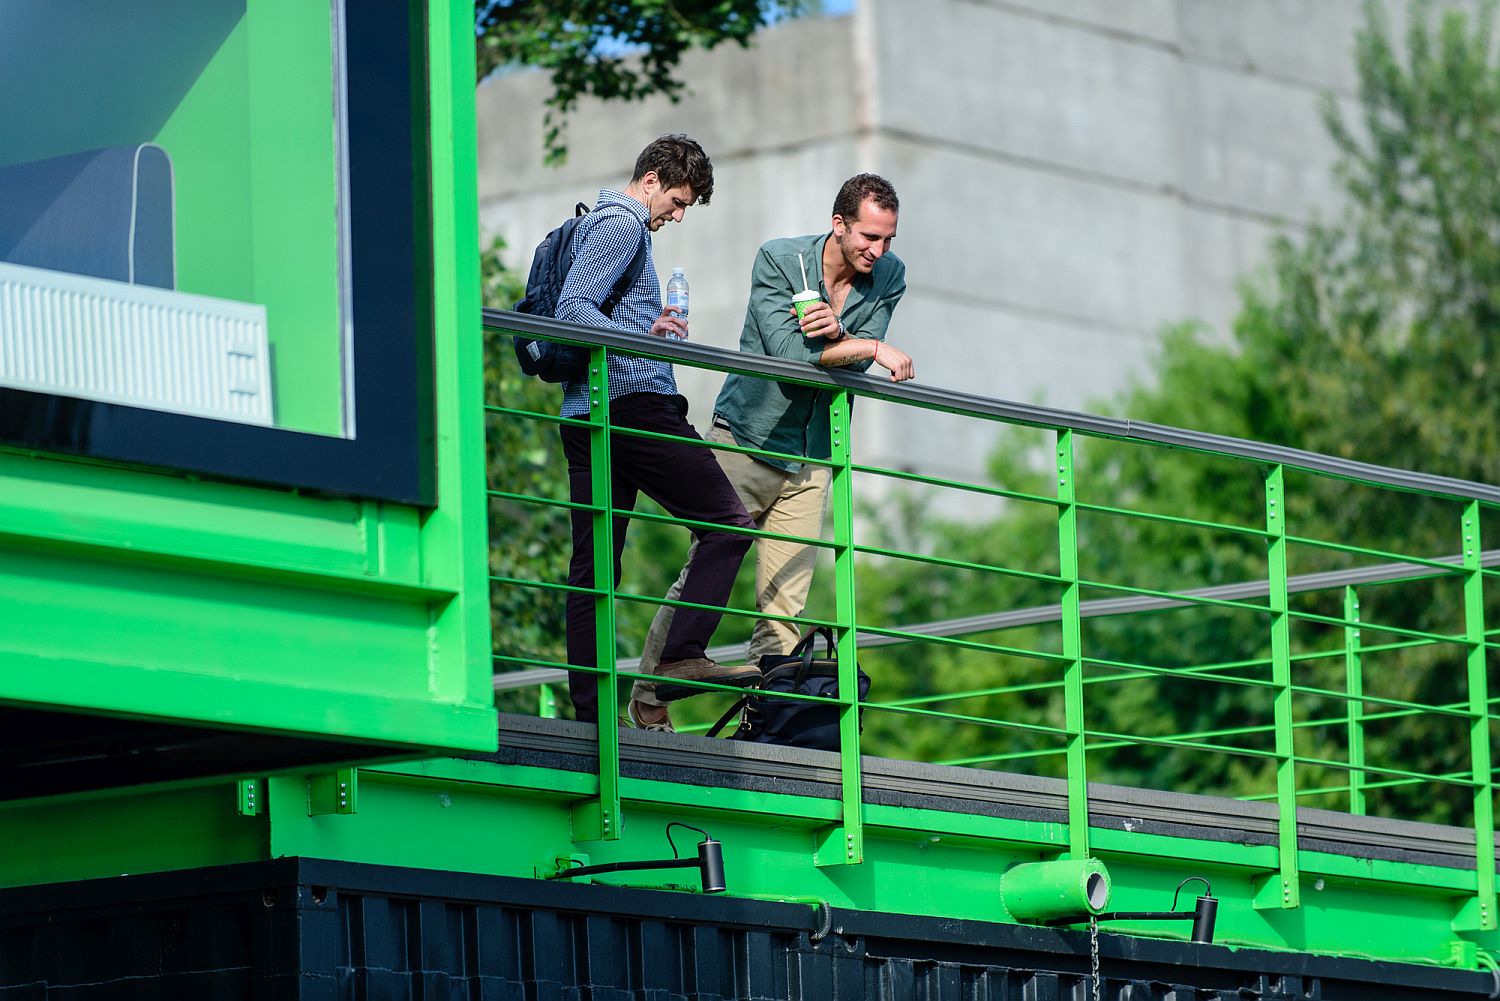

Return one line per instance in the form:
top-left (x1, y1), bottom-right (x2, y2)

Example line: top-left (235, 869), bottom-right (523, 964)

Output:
top-left (0, 858), bottom-right (1491, 1000)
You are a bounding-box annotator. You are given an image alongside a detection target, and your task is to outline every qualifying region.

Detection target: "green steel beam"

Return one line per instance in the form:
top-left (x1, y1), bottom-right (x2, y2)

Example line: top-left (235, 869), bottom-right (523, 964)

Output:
top-left (425, 0), bottom-right (495, 716)
top-left (1461, 502), bottom-right (1497, 931)
top-left (1256, 464), bottom-right (1300, 910)
top-left (1057, 430), bottom-right (1089, 859)
top-left (0, 650), bottom-right (494, 750)
top-left (816, 389), bottom-right (864, 866)
top-left (1344, 586), bottom-right (1367, 816)
top-left (577, 347), bottom-right (621, 843)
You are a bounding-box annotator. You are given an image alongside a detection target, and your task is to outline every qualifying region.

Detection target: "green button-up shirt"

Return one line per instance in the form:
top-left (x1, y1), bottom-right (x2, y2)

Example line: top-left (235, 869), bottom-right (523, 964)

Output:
top-left (714, 233), bottom-right (906, 471)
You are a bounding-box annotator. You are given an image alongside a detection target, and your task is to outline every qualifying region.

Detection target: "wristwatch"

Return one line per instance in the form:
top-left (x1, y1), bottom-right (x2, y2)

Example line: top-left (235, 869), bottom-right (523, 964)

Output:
top-left (835, 316), bottom-right (846, 339)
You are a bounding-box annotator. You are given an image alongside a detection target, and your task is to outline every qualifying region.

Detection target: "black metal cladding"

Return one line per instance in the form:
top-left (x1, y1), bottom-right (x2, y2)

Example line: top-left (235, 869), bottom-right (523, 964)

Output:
top-left (0, 858), bottom-right (1490, 1000)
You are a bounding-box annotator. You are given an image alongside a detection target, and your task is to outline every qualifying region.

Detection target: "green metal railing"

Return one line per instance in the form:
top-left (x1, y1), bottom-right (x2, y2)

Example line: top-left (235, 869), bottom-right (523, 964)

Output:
top-left (483, 308), bottom-right (1500, 926)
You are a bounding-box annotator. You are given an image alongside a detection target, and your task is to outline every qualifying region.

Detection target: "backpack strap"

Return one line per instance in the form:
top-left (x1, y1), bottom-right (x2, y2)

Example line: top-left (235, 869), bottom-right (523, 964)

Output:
top-left (706, 696), bottom-right (750, 739)
top-left (576, 205), bottom-right (649, 319)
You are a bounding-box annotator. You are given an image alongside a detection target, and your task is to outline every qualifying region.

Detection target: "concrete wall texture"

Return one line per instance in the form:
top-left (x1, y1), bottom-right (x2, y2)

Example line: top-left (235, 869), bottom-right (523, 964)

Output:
top-left (477, 0), bottom-right (1464, 488)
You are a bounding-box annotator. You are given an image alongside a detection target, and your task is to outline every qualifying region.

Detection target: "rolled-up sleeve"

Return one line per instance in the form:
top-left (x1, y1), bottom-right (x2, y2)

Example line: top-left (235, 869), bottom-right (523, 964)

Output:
top-left (557, 213), bottom-right (642, 331)
top-left (745, 247), bottom-right (828, 364)
top-left (839, 263), bottom-right (906, 374)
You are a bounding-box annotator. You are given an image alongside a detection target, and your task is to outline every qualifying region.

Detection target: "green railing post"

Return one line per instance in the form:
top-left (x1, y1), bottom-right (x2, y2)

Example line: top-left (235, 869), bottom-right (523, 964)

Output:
top-left (1056, 430), bottom-right (1089, 859)
top-left (1344, 585), bottom-right (1366, 816)
top-left (1255, 464), bottom-right (1300, 909)
top-left (576, 345), bottom-right (621, 842)
top-left (815, 388), bottom-right (864, 866)
top-left (538, 682), bottom-right (559, 720)
top-left (1461, 501), bottom-right (1496, 931)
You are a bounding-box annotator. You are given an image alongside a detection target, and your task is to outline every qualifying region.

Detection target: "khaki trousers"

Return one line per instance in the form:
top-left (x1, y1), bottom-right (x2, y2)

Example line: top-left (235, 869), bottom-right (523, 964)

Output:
top-left (635, 424), bottom-right (831, 706)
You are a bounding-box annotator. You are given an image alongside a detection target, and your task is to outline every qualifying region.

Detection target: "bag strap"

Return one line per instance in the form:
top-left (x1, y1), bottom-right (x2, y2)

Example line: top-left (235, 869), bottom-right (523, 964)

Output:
top-left (791, 626), bottom-right (837, 687)
top-left (575, 204), bottom-right (649, 319)
top-left (789, 625), bottom-right (836, 659)
top-left (706, 696), bottom-right (749, 739)
top-left (604, 227), bottom-right (648, 317)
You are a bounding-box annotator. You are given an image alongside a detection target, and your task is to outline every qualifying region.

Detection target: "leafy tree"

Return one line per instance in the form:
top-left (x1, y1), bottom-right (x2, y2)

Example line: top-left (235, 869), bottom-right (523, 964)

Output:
top-left (854, 0), bottom-right (1500, 826)
top-left (476, 0), bottom-right (816, 162)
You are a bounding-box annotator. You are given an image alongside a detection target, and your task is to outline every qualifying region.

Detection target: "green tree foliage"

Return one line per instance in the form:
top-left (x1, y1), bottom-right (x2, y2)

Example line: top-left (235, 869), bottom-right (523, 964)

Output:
top-left (855, 0), bottom-right (1500, 825)
top-left (476, 0), bottom-right (815, 162)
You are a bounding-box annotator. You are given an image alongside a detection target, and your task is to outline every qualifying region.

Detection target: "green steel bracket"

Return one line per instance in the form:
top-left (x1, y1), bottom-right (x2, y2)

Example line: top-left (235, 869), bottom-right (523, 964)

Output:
top-left (236, 778), bottom-right (263, 817)
top-left (1251, 871), bottom-right (1299, 911)
top-left (1461, 502), bottom-right (1496, 931)
top-left (813, 824), bottom-right (863, 867)
top-left (308, 768), bottom-right (358, 816)
top-left (1056, 431), bottom-right (1089, 859)
top-left (1257, 465), bottom-right (1300, 910)
top-left (1452, 895), bottom-right (1497, 934)
top-left (814, 389), bottom-right (864, 868)
top-left (571, 799), bottom-right (618, 843)
top-left (583, 347), bottom-right (623, 842)
top-left (1447, 938), bottom-right (1479, 967)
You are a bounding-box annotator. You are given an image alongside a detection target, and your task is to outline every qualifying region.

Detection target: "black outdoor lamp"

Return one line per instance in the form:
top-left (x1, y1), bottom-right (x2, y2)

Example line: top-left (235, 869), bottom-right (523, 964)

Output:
top-left (1095, 876), bottom-right (1218, 944)
top-left (547, 822), bottom-right (727, 894)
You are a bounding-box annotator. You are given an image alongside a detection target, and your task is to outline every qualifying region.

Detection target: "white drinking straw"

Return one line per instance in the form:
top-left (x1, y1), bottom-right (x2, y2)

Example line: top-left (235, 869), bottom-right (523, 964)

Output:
top-left (798, 252), bottom-right (809, 291)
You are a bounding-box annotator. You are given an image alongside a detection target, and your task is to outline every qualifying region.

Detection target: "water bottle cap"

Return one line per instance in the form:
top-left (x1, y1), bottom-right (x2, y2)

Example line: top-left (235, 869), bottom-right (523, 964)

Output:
top-left (671, 267), bottom-right (685, 275)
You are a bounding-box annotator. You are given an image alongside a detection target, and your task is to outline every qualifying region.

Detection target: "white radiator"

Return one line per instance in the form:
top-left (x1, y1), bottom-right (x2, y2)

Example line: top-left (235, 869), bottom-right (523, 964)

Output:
top-left (0, 262), bottom-right (273, 426)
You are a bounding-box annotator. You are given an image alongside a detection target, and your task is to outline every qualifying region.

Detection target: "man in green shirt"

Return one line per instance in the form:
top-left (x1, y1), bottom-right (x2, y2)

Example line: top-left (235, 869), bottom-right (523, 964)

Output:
top-left (631, 174), bottom-right (915, 731)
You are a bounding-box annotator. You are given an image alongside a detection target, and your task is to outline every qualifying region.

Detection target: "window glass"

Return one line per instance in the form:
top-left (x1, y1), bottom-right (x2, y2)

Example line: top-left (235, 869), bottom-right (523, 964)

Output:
top-left (0, 0), bottom-right (349, 437)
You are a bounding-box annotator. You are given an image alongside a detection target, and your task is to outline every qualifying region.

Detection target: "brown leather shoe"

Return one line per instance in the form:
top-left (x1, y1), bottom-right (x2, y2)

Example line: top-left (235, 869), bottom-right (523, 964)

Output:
top-left (653, 657), bottom-right (761, 702)
top-left (628, 699), bottom-right (675, 733)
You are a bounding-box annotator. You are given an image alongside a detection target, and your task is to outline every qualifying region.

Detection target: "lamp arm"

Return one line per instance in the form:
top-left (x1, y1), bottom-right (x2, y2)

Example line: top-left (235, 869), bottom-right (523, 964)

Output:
top-left (1095, 910), bottom-right (1192, 922)
top-left (548, 856), bottom-right (697, 880)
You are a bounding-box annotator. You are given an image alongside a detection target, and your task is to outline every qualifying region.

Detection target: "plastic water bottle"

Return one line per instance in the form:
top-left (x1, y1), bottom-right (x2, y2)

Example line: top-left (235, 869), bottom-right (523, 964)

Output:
top-left (665, 267), bottom-right (689, 340)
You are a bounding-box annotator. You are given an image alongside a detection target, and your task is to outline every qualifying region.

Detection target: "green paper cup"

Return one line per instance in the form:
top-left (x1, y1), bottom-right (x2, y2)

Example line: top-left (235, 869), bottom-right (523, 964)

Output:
top-left (792, 289), bottom-right (821, 321)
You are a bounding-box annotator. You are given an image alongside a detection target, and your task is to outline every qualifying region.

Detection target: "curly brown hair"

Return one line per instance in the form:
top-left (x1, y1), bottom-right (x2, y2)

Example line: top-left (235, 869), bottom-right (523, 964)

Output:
top-left (631, 134), bottom-right (715, 205)
top-left (832, 173), bottom-right (899, 222)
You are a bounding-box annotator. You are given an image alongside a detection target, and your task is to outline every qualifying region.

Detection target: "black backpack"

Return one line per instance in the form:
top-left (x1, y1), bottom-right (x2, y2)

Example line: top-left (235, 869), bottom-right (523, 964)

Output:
top-left (706, 627), bottom-right (870, 751)
top-left (511, 202), bottom-right (648, 383)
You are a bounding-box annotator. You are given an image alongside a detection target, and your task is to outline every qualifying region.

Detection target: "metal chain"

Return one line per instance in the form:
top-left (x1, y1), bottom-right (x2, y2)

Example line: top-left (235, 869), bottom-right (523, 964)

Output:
top-left (1090, 915), bottom-right (1101, 1001)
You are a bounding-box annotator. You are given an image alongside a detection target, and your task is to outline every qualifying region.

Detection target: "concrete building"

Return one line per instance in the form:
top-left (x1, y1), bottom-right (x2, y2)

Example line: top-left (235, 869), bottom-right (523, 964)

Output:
top-left (476, 0), bottom-right (1444, 489)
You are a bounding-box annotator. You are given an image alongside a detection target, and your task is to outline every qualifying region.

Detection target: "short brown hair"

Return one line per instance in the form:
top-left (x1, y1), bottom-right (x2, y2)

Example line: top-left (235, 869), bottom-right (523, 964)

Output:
top-left (632, 134), bottom-right (715, 206)
top-left (832, 173), bottom-right (898, 222)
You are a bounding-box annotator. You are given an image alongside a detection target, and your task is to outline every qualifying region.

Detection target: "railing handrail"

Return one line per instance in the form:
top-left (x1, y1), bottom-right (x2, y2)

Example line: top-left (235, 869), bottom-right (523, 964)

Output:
top-left (485, 307), bottom-right (1500, 926)
top-left (492, 545), bottom-right (1500, 692)
top-left (483, 308), bottom-right (1500, 507)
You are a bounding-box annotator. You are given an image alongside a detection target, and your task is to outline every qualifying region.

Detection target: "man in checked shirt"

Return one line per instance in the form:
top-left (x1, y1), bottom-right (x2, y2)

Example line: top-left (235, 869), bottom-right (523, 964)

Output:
top-left (555, 134), bottom-right (760, 727)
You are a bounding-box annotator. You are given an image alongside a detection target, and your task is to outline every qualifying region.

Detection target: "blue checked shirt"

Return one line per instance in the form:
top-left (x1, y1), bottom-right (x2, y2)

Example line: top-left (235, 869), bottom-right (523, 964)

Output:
top-left (557, 189), bottom-right (678, 416)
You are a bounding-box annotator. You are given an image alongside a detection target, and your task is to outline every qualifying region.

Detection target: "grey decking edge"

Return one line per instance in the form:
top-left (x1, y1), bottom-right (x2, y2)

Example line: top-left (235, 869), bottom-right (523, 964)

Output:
top-left (477, 714), bottom-right (1482, 871)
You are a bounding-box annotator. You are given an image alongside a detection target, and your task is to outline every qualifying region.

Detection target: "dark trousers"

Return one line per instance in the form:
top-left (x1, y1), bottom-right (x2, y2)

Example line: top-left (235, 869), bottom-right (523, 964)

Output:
top-left (561, 393), bottom-right (754, 723)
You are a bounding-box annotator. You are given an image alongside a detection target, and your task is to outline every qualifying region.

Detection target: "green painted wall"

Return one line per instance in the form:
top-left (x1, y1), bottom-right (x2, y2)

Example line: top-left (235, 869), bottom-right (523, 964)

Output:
top-left (0, 782), bottom-right (267, 888)
top-left (2, 757), bottom-right (1493, 974)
